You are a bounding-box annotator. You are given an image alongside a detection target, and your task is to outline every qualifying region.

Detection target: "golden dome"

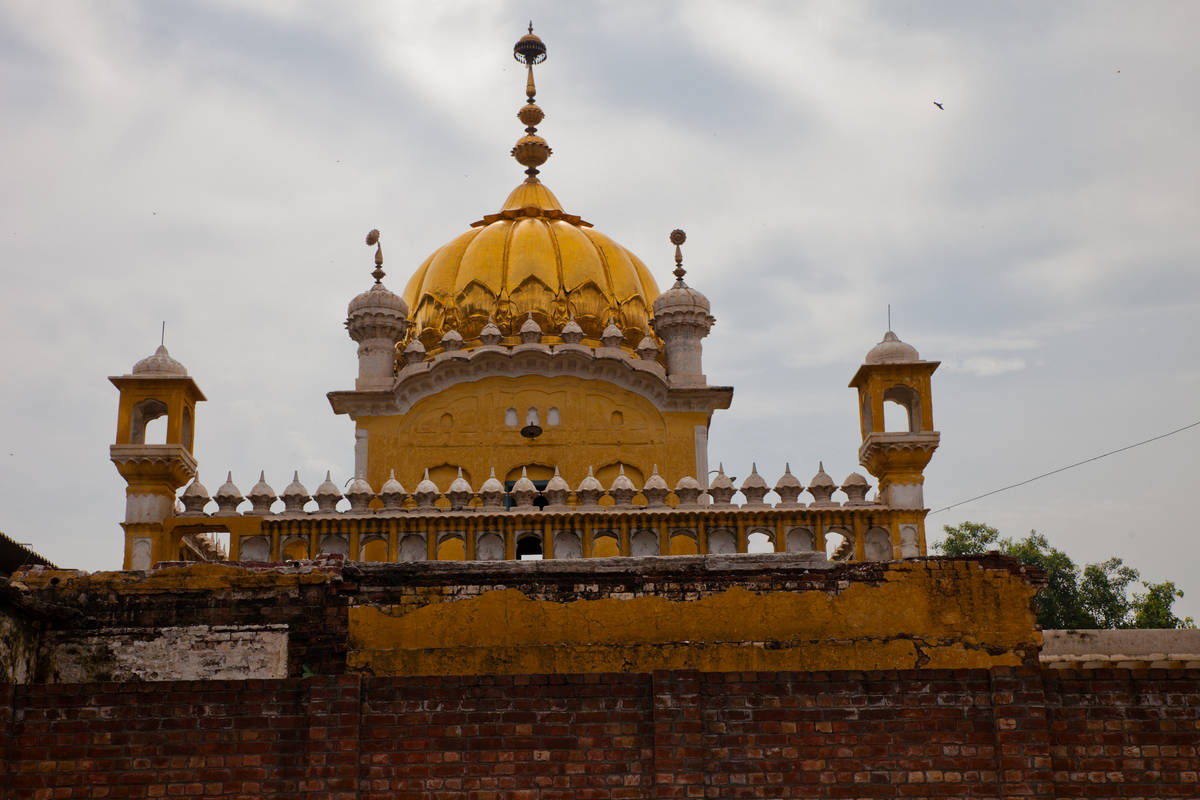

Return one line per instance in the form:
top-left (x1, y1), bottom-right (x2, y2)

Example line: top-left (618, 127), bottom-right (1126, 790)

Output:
top-left (402, 180), bottom-right (661, 351)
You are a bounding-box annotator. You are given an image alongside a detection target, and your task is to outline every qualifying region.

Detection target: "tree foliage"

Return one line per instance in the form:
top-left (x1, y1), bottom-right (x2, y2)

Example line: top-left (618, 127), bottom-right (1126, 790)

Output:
top-left (935, 522), bottom-right (1195, 630)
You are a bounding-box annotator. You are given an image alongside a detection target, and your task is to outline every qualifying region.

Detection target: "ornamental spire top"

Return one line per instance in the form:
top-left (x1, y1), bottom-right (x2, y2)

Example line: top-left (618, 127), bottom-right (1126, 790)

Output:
top-left (511, 23), bottom-right (551, 181)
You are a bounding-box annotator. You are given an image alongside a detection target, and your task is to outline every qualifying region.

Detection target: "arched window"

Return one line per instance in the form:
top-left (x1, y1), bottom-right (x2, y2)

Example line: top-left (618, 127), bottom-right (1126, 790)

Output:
top-left (825, 530), bottom-right (852, 561)
top-left (630, 530), bottom-right (658, 557)
top-left (359, 537), bottom-right (389, 562)
top-left (882, 384), bottom-right (921, 432)
top-left (590, 532), bottom-right (620, 558)
top-left (505, 407), bottom-right (519, 427)
top-left (669, 531), bottom-right (698, 555)
top-left (864, 528), bottom-right (893, 561)
top-left (130, 398), bottom-right (168, 444)
top-left (437, 535), bottom-right (465, 561)
top-left (706, 529), bottom-right (736, 555)
top-left (525, 407), bottom-right (540, 427)
top-left (553, 531), bottom-right (581, 559)
top-left (397, 534), bottom-right (426, 562)
top-left (747, 530), bottom-right (775, 553)
top-left (516, 534), bottom-right (543, 560)
top-left (547, 407), bottom-right (560, 426)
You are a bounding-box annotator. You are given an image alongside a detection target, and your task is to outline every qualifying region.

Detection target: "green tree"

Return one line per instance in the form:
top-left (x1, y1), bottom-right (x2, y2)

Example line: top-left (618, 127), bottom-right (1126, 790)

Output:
top-left (1132, 581), bottom-right (1195, 629)
top-left (935, 522), bottom-right (1195, 630)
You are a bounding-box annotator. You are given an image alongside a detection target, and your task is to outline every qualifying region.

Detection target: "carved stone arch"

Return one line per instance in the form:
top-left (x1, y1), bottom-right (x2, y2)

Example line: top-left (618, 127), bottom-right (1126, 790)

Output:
top-left (669, 529), bottom-right (698, 555)
top-left (553, 530), bottom-right (582, 559)
top-left (475, 532), bottom-right (505, 561)
top-left (864, 527), bottom-right (893, 561)
top-left (318, 534), bottom-right (349, 556)
top-left (590, 530), bottom-right (620, 558)
top-left (706, 528), bottom-right (736, 555)
top-left (824, 527), bottom-right (854, 561)
top-left (397, 534), bottom-right (426, 562)
top-left (747, 527), bottom-right (776, 553)
top-left (130, 398), bottom-right (168, 444)
top-left (785, 527), bottom-right (815, 553)
top-left (239, 535), bottom-right (270, 562)
top-left (358, 535), bottom-right (388, 563)
top-left (883, 383), bottom-right (922, 433)
top-left (630, 529), bottom-right (659, 557)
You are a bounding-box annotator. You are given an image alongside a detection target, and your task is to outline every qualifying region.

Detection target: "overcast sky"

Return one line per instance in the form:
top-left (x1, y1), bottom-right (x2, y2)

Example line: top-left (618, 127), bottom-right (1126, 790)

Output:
top-left (2, 1), bottom-right (1198, 618)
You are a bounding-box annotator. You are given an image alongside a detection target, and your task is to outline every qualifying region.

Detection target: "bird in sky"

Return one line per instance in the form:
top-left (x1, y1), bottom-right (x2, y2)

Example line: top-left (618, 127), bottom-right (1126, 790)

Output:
top-left (933, 101), bottom-right (944, 110)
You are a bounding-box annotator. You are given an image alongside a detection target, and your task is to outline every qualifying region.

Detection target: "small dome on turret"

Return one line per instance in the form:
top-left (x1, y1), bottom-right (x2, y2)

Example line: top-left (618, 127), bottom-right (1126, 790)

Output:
top-left (560, 314), bottom-right (584, 345)
top-left (448, 468), bottom-right (472, 495)
top-left (651, 230), bottom-right (712, 319)
top-left (132, 345), bottom-right (188, 376)
top-left (864, 330), bottom-right (920, 364)
top-left (313, 471), bottom-right (343, 512)
top-left (601, 318), bottom-right (624, 348)
top-left (479, 316), bottom-right (503, 346)
top-left (180, 473), bottom-right (211, 515)
top-left (519, 312), bottom-right (543, 344)
top-left (808, 462), bottom-right (836, 489)
top-left (480, 467), bottom-right (504, 495)
top-left (348, 282), bottom-right (409, 319)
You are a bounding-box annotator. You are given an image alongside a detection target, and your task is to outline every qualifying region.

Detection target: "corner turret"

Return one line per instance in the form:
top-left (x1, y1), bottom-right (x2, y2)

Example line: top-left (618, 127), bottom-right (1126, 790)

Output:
top-left (109, 344), bottom-right (206, 569)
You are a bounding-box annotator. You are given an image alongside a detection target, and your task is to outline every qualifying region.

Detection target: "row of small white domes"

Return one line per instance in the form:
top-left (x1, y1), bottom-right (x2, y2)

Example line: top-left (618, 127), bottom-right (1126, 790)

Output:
top-left (178, 462), bottom-right (874, 515)
top-left (398, 313), bottom-right (662, 362)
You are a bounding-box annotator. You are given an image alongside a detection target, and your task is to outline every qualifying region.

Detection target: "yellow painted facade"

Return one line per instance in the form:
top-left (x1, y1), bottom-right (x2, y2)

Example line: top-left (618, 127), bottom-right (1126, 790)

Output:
top-left (359, 375), bottom-right (707, 495)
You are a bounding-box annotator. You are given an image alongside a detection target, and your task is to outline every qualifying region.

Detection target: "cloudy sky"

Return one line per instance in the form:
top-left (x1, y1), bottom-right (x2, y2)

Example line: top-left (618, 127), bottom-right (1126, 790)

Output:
top-left (2, 1), bottom-right (1198, 618)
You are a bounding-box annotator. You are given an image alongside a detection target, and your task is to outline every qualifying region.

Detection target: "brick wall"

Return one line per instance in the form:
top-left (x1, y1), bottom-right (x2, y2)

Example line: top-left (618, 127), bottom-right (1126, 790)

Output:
top-left (3, 668), bottom-right (1197, 798)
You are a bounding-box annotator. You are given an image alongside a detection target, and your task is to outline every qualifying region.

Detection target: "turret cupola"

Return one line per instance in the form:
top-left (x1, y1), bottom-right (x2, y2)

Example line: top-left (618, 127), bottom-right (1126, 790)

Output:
top-left (346, 229), bottom-right (410, 389)
top-left (651, 230), bottom-right (715, 387)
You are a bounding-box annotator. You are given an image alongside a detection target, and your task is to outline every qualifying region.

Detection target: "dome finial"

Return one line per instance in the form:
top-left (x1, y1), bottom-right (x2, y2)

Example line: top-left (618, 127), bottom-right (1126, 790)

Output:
top-left (669, 229), bottom-right (687, 283)
top-left (511, 24), bottom-right (551, 181)
top-left (365, 229), bottom-right (384, 283)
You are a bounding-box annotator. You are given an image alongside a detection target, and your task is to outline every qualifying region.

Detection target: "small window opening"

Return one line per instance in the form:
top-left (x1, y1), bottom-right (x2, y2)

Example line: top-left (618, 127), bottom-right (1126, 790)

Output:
top-left (547, 407), bottom-right (560, 426)
top-left (130, 398), bottom-right (168, 444)
top-left (505, 407), bottom-right (519, 427)
top-left (747, 531), bottom-right (774, 553)
top-left (825, 531), bottom-right (851, 561)
top-left (516, 535), bottom-right (543, 560)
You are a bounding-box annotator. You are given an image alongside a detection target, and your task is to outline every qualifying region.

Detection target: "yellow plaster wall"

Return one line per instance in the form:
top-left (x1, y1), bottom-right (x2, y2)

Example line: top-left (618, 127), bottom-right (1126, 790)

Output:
top-left (360, 375), bottom-right (707, 492)
top-left (348, 559), bottom-right (1041, 675)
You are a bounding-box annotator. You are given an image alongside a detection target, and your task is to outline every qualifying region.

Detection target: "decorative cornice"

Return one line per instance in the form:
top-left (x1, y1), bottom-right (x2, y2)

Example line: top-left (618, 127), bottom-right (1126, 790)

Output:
top-left (328, 343), bottom-right (732, 417)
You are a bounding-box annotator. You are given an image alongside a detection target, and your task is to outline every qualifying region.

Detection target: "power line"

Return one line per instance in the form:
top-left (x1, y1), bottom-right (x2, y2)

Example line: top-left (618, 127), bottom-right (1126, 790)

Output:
top-left (929, 419), bottom-right (1200, 515)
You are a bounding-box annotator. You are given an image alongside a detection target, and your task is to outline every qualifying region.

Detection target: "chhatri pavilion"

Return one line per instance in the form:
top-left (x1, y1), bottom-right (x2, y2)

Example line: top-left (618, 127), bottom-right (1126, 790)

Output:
top-left (108, 26), bottom-right (940, 571)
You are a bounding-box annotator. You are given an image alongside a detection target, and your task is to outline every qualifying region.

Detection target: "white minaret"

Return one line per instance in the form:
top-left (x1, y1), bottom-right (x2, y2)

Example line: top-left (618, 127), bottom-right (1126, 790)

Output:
top-left (346, 229), bottom-right (410, 390)
top-left (651, 229), bottom-right (714, 387)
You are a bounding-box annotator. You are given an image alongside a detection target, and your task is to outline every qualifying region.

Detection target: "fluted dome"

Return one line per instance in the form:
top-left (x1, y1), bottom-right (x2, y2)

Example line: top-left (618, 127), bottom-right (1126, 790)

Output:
top-left (348, 282), bottom-right (408, 317)
top-left (132, 345), bottom-right (188, 376)
top-left (402, 180), bottom-right (661, 351)
top-left (865, 330), bottom-right (920, 364)
top-left (652, 278), bottom-right (711, 317)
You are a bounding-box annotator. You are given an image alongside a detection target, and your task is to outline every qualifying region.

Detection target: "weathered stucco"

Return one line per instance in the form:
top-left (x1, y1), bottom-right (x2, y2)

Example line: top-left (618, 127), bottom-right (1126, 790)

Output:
top-left (348, 555), bottom-right (1043, 675)
top-left (45, 624), bottom-right (288, 682)
top-left (3, 554), bottom-right (1043, 682)
top-left (0, 601), bottom-right (40, 684)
